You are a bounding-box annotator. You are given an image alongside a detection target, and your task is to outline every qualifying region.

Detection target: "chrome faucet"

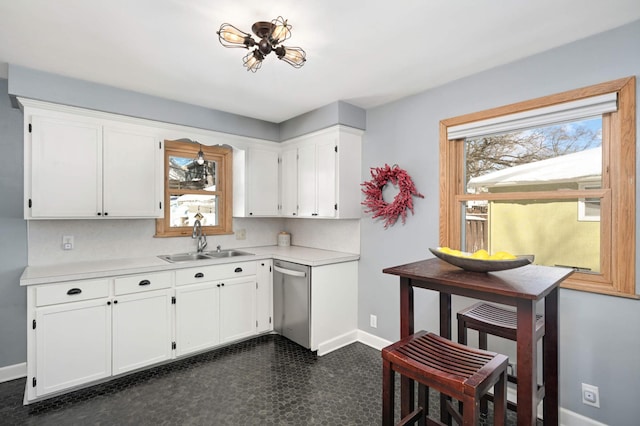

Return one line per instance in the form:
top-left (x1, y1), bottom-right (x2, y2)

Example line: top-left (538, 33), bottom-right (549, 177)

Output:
top-left (192, 219), bottom-right (208, 252)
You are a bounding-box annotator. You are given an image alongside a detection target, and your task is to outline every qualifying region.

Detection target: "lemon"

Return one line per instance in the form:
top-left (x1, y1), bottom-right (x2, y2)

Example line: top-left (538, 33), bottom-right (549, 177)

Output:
top-left (491, 251), bottom-right (517, 260)
top-left (470, 249), bottom-right (490, 260)
top-left (439, 247), bottom-right (465, 257)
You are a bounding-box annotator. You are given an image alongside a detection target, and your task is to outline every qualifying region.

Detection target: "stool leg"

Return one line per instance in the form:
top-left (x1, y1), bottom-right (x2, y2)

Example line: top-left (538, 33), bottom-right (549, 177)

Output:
top-left (461, 395), bottom-right (479, 426)
top-left (382, 359), bottom-right (394, 426)
top-left (478, 331), bottom-right (488, 350)
top-left (417, 383), bottom-right (428, 426)
top-left (493, 370), bottom-right (507, 425)
top-left (477, 331), bottom-right (490, 417)
top-left (457, 317), bottom-right (467, 345)
top-left (457, 319), bottom-right (467, 422)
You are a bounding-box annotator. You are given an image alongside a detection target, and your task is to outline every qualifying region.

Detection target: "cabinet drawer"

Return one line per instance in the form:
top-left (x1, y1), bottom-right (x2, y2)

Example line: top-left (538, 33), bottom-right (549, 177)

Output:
top-left (114, 272), bottom-right (172, 295)
top-left (176, 261), bottom-right (256, 286)
top-left (36, 279), bottom-right (109, 307)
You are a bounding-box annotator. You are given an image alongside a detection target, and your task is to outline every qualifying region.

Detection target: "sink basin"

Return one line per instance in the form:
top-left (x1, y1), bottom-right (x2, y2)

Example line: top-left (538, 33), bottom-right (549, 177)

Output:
top-left (158, 253), bottom-right (214, 263)
top-left (158, 250), bottom-right (253, 263)
top-left (205, 249), bottom-right (253, 258)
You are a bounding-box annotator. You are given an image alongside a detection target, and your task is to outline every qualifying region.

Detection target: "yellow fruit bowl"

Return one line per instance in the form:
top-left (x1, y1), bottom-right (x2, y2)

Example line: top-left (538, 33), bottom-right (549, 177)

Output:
top-left (429, 248), bottom-right (533, 273)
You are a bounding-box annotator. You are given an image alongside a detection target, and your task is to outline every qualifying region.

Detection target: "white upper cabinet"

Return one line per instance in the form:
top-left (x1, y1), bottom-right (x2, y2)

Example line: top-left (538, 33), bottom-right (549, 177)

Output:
top-left (23, 100), bottom-right (164, 219)
top-left (233, 147), bottom-right (280, 217)
top-left (102, 125), bottom-right (164, 218)
top-left (30, 116), bottom-right (103, 218)
top-left (285, 126), bottom-right (363, 219)
top-left (280, 148), bottom-right (298, 217)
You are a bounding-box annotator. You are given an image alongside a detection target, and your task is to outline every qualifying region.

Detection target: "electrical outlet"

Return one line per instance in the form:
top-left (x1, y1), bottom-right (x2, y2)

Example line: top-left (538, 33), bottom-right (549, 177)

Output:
top-left (62, 235), bottom-right (74, 250)
top-left (236, 228), bottom-right (246, 240)
top-left (582, 383), bottom-right (600, 408)
top-left (370, 314), bottom-right (377, 328)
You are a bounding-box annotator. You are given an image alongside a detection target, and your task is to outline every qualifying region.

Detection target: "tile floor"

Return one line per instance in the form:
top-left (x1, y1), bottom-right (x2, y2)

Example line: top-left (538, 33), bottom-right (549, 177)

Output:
top-left (0, 334), bottom-right (519, 425)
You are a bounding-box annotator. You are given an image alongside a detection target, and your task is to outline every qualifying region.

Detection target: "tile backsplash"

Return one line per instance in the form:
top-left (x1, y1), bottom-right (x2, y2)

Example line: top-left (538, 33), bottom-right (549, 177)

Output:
top-left (27, 218), bottom-right (360, 266)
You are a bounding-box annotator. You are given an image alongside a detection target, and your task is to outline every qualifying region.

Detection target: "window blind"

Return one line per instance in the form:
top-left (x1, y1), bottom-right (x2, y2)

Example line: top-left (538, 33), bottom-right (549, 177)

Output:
top-left (447, 92), bottom-right (617, 140)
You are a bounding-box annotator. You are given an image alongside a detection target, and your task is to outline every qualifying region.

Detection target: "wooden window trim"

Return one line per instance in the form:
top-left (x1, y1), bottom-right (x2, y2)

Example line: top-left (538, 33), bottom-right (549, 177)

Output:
top-left (439, 77), bottom-right (636, 298)
top-left (155, 140), bottom-right (233, 237)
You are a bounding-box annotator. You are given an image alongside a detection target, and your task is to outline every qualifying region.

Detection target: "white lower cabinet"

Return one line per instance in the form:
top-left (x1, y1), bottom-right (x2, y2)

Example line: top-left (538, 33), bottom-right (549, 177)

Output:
top-left (34, 298), bottom-right (112, 397)
top-left (174, 261), bottom-right (259, 357)
top-left (256, 260), bottom-right (273, 334)
top-left (111, 289), bottom-right (172, 375)
top-left (219, 276), bottom-right (257, 344)
top-left (175, 282), bottom-right (220, 357)
top-left (310, 261), bottom-right (358, 354)
top-left (28, 272), bottom-right (172, 401)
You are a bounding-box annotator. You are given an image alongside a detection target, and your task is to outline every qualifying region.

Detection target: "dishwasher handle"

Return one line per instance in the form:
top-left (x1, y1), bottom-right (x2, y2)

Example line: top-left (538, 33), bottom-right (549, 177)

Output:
top-left (274, 265), bottom-right (307, 278)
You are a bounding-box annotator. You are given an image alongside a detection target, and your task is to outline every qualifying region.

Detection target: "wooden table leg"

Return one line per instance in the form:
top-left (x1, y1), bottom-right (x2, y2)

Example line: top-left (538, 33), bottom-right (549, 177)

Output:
top-left (543, 288), bottom-right (559, 425)
top-left (439, 292), bottom-right (452, 424)
top-left (516, 300), bottom-right (537, 426)
top-left (400, 277), bottom-right (414, 417)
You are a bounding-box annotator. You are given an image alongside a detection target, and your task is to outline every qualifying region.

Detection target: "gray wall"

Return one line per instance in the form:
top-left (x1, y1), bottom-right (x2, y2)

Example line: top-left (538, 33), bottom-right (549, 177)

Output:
top-left (0, 78), bottom-right (28, 367)
top-left (8, 64), bottom-right (281, 141)
top-left (279, 100), bottom-right (366, 140)
top-left (8, 65), bottom-right (366, 142)
top-left (359, 20), bottom-right (640, 424)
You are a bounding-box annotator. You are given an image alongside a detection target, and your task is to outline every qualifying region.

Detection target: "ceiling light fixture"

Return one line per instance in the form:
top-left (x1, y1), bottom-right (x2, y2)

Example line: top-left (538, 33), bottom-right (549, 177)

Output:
top-left (217, 16), bottom-right (306, 73)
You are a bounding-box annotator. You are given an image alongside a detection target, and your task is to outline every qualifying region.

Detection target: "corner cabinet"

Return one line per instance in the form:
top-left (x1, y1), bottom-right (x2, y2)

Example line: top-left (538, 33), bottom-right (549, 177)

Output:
top-left (21, 99), bottom-right (164, 219)
top-left (281, 126), bottom-right (363, 219)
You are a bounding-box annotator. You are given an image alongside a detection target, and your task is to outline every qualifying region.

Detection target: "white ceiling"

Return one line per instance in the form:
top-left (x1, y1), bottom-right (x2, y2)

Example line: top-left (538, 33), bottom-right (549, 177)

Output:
top-left (1, 1), bottom-right (639, 123)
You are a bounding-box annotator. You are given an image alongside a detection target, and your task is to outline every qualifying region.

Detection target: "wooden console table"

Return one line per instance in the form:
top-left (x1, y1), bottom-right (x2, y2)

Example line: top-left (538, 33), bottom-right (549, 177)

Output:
top-left (383, 258), bottom-right (573, 426)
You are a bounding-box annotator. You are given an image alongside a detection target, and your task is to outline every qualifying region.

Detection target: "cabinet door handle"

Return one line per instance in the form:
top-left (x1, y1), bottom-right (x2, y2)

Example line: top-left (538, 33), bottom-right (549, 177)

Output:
top-left (138, 279), bottom-right (151, 286)
top-left (195, 272), bottom-right (204, 278)
top-left (104, 212), bottom-right (108, 216)
top-left (107, 301), bottom-right (111, 305)
top-left (67, 288), bottom-right (82, 295)
top-left (113, 300), bottom-right (118, 304)
top-left (234, 267), bottom-right (243, 273)
top-left (97, 212), bottom-right (102, 216)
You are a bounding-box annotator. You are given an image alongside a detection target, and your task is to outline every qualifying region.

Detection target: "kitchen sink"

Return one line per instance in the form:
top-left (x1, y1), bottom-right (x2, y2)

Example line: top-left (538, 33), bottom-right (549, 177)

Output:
top-left (158, 250), bottom-right (253, 263)
top-left (205, 249), bottom-right (252, 258)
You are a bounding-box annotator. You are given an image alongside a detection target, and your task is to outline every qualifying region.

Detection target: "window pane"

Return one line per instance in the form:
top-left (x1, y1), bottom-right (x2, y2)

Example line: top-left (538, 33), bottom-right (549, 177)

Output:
top-left (465, 117), bottom-right (602, 194)
top-left (169, 156), bottom-right (217, 191)
top-left (462, 199), bottom-right (600, 273)
top-left (169, 193), bottom-right (218, 228)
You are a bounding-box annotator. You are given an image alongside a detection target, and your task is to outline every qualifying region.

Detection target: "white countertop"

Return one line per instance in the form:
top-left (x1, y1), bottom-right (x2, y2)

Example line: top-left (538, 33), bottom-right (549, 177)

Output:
top-left (20, 245), bottom-right (360, 286)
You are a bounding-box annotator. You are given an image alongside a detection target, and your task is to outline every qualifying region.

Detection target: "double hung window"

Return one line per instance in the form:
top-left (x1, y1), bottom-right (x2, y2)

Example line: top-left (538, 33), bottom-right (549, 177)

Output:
top-left (155, 140), bottom-right (233, 237)
top-left (439, 77), bottom-right (636, 297)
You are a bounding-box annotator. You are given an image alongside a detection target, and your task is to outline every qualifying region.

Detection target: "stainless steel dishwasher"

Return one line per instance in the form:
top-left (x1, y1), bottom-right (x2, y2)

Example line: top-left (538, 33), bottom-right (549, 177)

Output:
top-left (273, 260), bottom-right (311, 349)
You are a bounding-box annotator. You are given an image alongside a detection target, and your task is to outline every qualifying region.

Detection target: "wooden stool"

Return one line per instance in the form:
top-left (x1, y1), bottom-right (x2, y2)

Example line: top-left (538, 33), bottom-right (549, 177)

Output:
top-left (382, 330), bottom-right (508, 425)
top-left (457, 302), bottom-right (545, 413)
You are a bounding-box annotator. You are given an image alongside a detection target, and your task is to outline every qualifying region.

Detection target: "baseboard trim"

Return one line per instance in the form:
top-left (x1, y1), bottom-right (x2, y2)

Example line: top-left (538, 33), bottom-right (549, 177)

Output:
top-left (560, 408), bottom-right (608, 426)
top-left (356, 330), bottom-right (393, 351)
top-left (316, 330), bottom-right (359, 356)
top-left (0, 362), bottom-right (26, 383)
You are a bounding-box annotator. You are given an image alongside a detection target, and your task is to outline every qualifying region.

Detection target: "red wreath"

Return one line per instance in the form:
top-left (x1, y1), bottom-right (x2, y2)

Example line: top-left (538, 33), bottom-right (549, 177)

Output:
top-left (361, 164), bottom-right (424, 228)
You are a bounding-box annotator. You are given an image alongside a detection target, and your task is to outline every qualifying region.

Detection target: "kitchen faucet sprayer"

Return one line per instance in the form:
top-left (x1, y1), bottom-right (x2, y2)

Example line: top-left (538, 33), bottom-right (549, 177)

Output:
top-left (192, 219), bottom-right (208, 252)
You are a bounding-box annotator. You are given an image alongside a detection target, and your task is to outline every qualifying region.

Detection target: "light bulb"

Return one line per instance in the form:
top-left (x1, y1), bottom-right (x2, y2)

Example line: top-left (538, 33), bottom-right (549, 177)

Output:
top-left (270, 16), bottom-right (292, 44)
top-left (217, 24), bottom-right (249, 47)
top-left (243, 50), bottom-right (263, 72)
